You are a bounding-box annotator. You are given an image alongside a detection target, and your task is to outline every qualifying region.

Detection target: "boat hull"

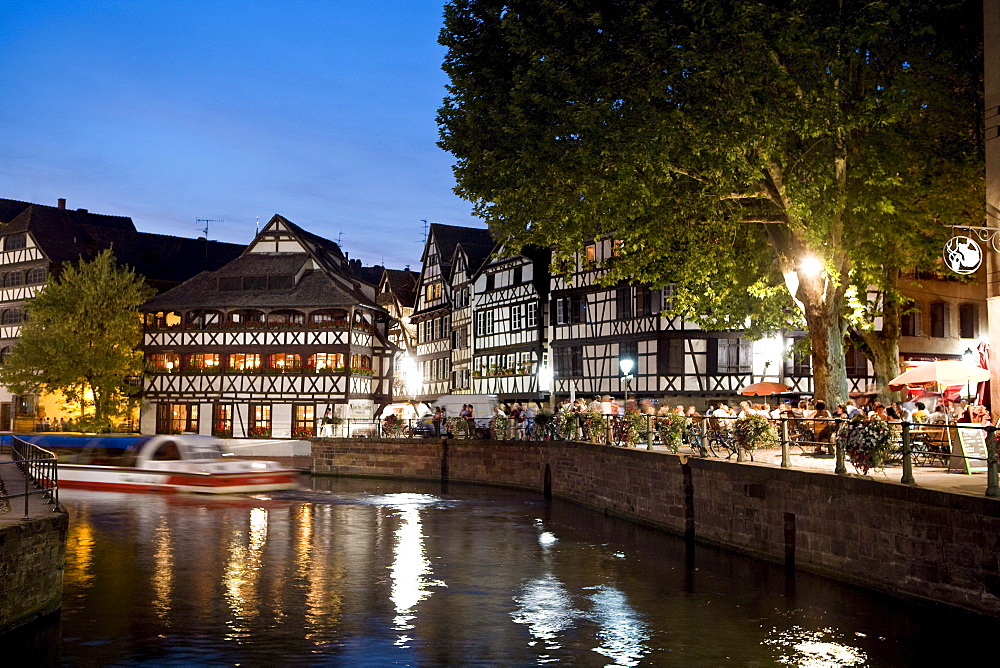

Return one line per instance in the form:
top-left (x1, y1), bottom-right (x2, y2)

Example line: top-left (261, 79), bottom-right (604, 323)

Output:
top-left (58, 464), bottom-right (300, 494)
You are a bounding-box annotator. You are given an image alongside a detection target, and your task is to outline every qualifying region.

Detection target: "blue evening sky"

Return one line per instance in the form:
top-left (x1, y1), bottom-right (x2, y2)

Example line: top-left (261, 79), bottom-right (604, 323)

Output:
top-left (0, 0), bottom-right (482, 269)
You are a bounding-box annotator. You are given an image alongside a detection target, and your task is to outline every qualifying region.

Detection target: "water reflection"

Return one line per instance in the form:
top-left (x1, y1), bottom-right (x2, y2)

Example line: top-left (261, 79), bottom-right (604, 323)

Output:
top-left (587, 585), bottom-right (649, 666)
top-left (10, 478), bottom-right (995, 666)
top-left (223, 506), bottom-right (268, 637)
top-left (386, 494), bottom-right (445, 645)
top-left (764, 626), bottom-right (868, 666)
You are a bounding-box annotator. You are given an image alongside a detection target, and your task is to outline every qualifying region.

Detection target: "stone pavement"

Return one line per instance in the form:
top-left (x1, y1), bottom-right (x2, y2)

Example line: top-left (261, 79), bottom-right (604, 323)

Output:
top-left (0, 454), bottom-right (61, 522)
top-left (644, 443), bottom-right (998, 499)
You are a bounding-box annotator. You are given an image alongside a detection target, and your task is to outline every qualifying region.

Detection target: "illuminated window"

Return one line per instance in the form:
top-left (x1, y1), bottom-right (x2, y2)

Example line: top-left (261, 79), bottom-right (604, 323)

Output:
top-left (149, 353), bottom-right (181, 372)
top-left (293, 405), bottom-right (315, 436)
top-left (268, 353), bottom-right (301, 371)
top-left (213, 404), bottom-right (233, 437)
top-left (250, 404), bottom-right (271, 436)
top-left (187, 353), bottom-right (220, 371)
top-left (307, 352), bottom-right (344, 370)
top-left (426, 282), bottom-right (442, 301)
top-left (585, 244), bottom-right (596, 262)
top-left (227, 353), bottom-right (261, 371)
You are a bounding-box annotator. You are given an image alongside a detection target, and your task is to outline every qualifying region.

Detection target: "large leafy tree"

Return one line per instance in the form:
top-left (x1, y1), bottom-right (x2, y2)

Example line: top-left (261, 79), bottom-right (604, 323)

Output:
top-left (439, 0), bottom-right (982, 404)
top-left (0, 250), bottom-right (154, 432)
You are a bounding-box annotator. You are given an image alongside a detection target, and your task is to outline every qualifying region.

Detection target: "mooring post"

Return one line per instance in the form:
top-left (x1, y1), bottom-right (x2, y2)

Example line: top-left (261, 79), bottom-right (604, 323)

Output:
top-left (901, 420), bottom-right (916, 486)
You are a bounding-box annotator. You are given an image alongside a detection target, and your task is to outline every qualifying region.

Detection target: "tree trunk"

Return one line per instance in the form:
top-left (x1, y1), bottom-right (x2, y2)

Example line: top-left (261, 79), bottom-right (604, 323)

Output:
top-left (803, 306), bottom-right (849, 406)
top-left (866, 335), bottom-right (901, 404)
top-left (850, 269), bottom-right (903, 404)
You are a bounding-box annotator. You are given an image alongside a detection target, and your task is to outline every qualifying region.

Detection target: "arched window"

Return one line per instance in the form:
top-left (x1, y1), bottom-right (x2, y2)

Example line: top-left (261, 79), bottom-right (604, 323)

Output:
top-left (267, 310), bottom-right (305, 326)
top-left (227, 310), bottom-right (264, 328)
top-left (4, 233), bottom-right (26, 251)
top-left (1, 308), bottom-right (24, 325)
top-left (309, 309), bottom-right (349, 327)
top-left (0, 346), bottom-right (12, 364)
top-left (4, 271), bottom-right (23, 287)
top-left (25, 267), bottom-right (47, 285)
top-left (186, 310), bottom-right (222, 330)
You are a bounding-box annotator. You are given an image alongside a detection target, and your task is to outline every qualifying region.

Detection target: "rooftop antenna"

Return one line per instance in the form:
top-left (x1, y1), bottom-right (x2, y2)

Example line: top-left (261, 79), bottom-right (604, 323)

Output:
top-left (419, 218), bottom-right (429, 244)
top-left (337, 231), bottom-right (344, 246)
top-left (255, 216), bottom-right (260, 236)
top-left (196, 218), bottom-right (223, 259)
top-left (196, 218), bottom-right (223, 239)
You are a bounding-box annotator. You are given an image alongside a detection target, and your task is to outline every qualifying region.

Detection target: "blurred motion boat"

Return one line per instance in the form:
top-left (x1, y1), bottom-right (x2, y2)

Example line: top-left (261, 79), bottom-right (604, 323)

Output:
top-left (14, 434), bottom-right (299, 494)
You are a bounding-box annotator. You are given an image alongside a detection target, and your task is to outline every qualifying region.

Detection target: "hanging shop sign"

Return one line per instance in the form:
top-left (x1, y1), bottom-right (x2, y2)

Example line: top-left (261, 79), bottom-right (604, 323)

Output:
top-left (943, 236), bottom-right (983, 275)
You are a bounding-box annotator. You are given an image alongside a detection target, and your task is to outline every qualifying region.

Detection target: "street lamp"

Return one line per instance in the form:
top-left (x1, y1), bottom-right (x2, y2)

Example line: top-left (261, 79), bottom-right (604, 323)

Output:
top-left (963, 347), bottom-right (975, 401)
top-left (619, 358), bottom-right (634, 406)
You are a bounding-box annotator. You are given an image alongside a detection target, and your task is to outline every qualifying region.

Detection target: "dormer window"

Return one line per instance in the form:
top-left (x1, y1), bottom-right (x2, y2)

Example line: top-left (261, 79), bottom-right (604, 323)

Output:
top-left (4, 234), bottom-right (26, 251)
top-left (426, 282), bottom-right (442, 301)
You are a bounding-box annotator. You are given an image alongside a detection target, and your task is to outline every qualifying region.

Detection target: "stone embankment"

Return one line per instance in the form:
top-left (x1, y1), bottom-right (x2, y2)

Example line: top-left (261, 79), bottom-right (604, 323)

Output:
top-left (313, 438), bottom-right (1000, 616)
top-left (0, 457), bottom-right (68, 635)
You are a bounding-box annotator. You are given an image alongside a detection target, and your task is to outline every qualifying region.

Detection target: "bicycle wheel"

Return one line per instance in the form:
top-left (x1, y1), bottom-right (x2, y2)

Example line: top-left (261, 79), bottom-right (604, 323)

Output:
top-left (705, 434), bottom-right (721, 457)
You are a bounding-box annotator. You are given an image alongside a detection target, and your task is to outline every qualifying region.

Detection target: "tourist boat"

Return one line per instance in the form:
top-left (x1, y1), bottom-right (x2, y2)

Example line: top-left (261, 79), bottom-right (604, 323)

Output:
top-left (13, 434), bottom-right (300, 494)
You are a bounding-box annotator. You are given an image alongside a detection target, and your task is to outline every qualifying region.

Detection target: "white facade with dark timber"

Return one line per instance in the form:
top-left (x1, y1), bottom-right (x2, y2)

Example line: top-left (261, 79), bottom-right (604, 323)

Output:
top-left (548, 238), bottom-right (875, 403)
top-left (471, 248), bottom-right (549, 400)
top-left (140, 214), bottom-right (394, 438)
top-left (411, 223), bottom-right (493, 400)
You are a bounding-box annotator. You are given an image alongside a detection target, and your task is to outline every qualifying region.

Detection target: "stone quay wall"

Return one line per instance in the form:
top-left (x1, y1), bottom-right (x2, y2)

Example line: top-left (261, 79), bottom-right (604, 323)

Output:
top-left (312, 438), bottom-right (1000, 616)
top-left (0, 511), bottom-right (68, 634)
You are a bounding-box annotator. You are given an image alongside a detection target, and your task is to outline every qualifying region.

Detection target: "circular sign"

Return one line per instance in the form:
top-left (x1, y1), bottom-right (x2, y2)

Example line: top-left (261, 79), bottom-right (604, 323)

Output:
top-left (943, 236), bottom-right (983, 275)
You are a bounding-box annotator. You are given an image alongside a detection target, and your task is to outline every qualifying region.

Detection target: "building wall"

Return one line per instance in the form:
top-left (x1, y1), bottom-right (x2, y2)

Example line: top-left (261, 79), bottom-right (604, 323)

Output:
top-left (986, 0), bottom-right (1000, 416)
top-left (313, 439), bottom-right (1000, 616)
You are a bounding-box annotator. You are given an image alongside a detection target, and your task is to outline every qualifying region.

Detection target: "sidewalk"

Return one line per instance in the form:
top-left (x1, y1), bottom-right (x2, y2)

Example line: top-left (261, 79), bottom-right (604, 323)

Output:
top-left (645, 443), bottom-right (998, 499)
top-left (0, 454), bottom-right (60, 521)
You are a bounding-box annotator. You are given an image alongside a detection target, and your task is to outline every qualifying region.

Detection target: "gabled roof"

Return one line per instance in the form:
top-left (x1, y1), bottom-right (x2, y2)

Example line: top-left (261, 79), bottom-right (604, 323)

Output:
top-left (143, 214), bottom-right (386, 314)
top-left (381, 268), bottom-right (419, 307)
top-left (0, 201), bottom-right (242, 286)
top-left (427, 223), bottom-right (494, 281)
top-left (142, 266), bottom-right (370, 311)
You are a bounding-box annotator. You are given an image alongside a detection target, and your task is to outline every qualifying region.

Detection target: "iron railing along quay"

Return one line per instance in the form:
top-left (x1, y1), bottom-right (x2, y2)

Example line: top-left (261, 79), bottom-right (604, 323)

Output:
top-left (312, 414), bottom-right (1000, 499)
top-left (0, 436), bottom-right (60, 519)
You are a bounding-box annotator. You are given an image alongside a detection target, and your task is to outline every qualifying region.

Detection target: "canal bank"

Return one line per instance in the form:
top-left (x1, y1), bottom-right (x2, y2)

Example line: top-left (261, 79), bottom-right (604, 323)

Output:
top-left (0, 456), bottom-right (68, 635)
top-left (313, 438), bottom-right (1000, 617)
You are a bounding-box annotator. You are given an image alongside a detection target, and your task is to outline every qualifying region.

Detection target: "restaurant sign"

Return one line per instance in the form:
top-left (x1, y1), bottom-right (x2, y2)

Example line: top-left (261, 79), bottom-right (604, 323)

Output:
top-left (943, 236), bottom-right (983, 275)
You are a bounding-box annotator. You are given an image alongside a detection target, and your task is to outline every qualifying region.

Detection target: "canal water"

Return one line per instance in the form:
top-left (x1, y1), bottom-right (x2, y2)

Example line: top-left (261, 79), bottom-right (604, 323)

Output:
top-left (4, 475), bottom-right (998, 665)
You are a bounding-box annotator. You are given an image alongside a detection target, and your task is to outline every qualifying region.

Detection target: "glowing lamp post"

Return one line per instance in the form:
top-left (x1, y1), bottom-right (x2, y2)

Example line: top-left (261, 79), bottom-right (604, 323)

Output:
top-left (619, 358), bottom-right (634, 406)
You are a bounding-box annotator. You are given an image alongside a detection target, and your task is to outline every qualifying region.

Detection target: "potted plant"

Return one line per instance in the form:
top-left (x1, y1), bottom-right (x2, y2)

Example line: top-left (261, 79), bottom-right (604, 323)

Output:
top-left (656, 413), bottom-right (689, 453)
top-left (733, 414), bottom-right (779, 459)
top-left (837, 416), bottom-right (893, 474)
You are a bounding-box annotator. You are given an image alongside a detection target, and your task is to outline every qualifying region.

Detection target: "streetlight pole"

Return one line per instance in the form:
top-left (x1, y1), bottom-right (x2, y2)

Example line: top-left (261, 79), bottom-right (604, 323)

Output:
top-left (619, 358), bottom-right (634, 407)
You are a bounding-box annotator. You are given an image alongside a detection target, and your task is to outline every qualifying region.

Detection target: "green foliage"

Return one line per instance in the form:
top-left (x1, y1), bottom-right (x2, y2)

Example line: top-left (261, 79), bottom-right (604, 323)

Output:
top-left (439, 0), bottom-right (983, 403)
top-left (656, 413), bottom-right (690, 453)
top-left (837, 417), bottom-right (894, 475)
top-left (733, 414), bottom-right (780, 453)
top-left (0, 250), bottom-right (154, 433)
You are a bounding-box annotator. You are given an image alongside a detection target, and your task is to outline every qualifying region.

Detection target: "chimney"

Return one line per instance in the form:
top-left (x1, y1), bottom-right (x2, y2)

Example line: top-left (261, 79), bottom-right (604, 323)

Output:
top-left (76, 208), bottom-right (88, 213)
top-left (57, 198), bottom-right (66, 210)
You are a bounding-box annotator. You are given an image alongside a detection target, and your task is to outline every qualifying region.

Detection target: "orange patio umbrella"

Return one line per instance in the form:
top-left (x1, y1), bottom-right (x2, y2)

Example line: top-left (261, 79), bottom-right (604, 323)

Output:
top-left (887, 360), bottom-right (990, 393)
top-left (740, 381), bottom-right (791, 396)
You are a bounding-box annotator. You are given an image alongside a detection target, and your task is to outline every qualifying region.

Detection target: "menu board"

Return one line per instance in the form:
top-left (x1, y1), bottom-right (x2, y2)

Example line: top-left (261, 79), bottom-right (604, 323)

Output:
top-left (947, 424), bottom-right (990, 474)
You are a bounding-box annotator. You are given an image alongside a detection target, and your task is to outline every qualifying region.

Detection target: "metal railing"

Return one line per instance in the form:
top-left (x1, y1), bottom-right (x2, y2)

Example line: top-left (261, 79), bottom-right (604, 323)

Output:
top-left (313, 413), bottom-right (1000, 498)
top-left (0, 436), bottom-right (60, 518)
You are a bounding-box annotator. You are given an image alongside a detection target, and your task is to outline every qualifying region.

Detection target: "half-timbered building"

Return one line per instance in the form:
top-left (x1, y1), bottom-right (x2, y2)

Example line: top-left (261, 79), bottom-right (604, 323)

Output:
top-left (548, 238), bottom-right (877, 404)
top-left (471, 247), bottom-right (550, 402)
top-left (140, 214), bottom-right (394, 438)
top-left (0, 197), bottom-right (242, 430)
top-left (412, 224), bottom-right (493, 400)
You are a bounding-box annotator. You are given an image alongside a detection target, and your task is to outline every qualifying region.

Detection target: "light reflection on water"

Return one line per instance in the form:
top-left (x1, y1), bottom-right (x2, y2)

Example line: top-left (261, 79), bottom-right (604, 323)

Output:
top-left (5, 477), bottom-right (997, 665)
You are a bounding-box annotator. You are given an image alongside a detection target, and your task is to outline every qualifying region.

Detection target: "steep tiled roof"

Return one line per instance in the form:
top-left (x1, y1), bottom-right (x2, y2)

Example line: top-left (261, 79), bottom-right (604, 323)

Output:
top-left (142, 266), bottom-right (372, 311)
top-left (1, 202), bottom-right (242, 287)
top-left (429, 223), bottom-right (494, 280)
top-left (143, 218), bottom-right (386, 315)
top-left (385, 268), bottom-right (419, 305)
